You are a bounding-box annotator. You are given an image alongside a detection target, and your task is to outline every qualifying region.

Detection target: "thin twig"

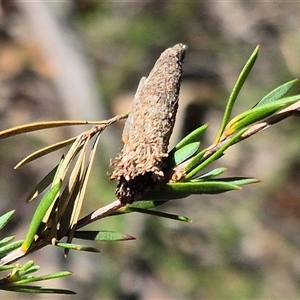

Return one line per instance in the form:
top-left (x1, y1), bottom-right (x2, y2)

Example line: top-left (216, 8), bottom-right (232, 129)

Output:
top-left (76, 200), bottom-right (124, 229)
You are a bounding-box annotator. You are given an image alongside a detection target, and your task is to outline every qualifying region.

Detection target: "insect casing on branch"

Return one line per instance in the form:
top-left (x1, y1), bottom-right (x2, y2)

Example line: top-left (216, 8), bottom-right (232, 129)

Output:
top-left (110, 43), bottom-right (187, 204)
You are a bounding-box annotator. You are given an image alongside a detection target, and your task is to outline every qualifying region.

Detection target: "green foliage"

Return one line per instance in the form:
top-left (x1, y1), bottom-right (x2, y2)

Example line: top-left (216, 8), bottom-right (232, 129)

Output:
top-left (21, 181), bottom-right (62, 253)
top-left (215, 45), bottom-right (259, 143)
top-left (0, 211), bottom-right (15, 231)
top-left (0, 212), bottom-right (74, 294)
top-left (0, 45), bottom-right (299, 294)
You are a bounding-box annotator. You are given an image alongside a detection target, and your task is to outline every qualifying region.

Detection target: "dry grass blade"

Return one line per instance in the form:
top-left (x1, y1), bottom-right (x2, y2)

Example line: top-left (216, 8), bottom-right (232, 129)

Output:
top-left (64, 162), bottom-right (85, 256)
top-left (13, 114), bottom-right (128, 169)
top-left (56, 173), bottom-right (82, 241)
top-left (28, 132), bottom-right (96, 249)
top-left (40, 135), bottom-right (84, 226)
top-left (15, 137), bottom-right (77, 169)
top-left (0, 121), bottom-right (90, 140)
top-left (0, 114), bottom-right (128, 140)
top-left (54, 135), bottom-right (85, 183)
top-left (66, 138), bottom-right (89, 230)
top-left (71, 133), bottom-right (100, 229)
top-left (47, 157), bottom-right (83, 244)
top-left (64, 134), bottom-right (100, 255)
top-left (54, 135), bottom-right (93, 237)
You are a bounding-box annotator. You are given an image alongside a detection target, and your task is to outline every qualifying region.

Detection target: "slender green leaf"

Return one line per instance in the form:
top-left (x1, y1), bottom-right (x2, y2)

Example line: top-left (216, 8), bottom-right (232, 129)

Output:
top-left (0, 240), bottom-right (24, 258)
top-left (191, 167), bottom-right (227, 181)
top-left (39, 157), bottom-right (65, 237)
top-left (21, 181), bottom-right (62, 253)
top-left (208, 177), bottom-right (261, 186)
top-left (162, 181), bottom-right (240, 194)
top-left (225, 94), bottom-right (300, 136)
top-left (111, 199), bottom-right (176, 217)
top-left (167, 142), bottom-right (200, 169)
top-left (13, 271), bottom-right (72, 284)
top-left (55, 242), bottom-right (100, 253)
top-left (184, 149), bottom-right (206, 174)
top-left (0, 210), bottom-right (15, 231)
top-left (125, 200), bottom-right (169, 211)
top-left (0, 236), bottom-right (15, 248)
top-left (170, 124), bottom-right (208, 151)
top-left (129, 207), bottom-right (191, 222)
top-left (22, 266), bottom-right (40, 276)
top-left (0, 264), bottom-right (17, 271)
top-left (215, 45), bottom-right (259, 143)
top-left (73, 230), bottom-right (136, 242)
top-left (255, 79), bottom-right (297, 107)
top-left (20, 260), bottom-right (36, 272)
top-left (0, 285), bottom-right (76, 294)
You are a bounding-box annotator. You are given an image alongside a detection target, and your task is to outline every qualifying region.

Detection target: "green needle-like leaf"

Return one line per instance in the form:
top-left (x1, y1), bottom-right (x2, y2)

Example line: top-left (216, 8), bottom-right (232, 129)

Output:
top-left (170, 124), bottom-right (208, 151)
top-left (73, 230), bottom-right (136, 242)
top-left (162, 181), bottom-right (240, 195)
top-left (209, 177), bottom-right (261, 186)
top-left (224, 94), bottom-right (300, 136)
top-left (0, 264), bottom-right (17, 271)
top-left (0, 240), bottom-right (24, 258)
top-left (13, 271), bottom-right (72, 284)
top-left (215, 45), bottom-right (259, 143)
top-left (184, 149), bottom-right (206, 175)
top-left (125, 200), bottom-right (169, 211)
top-left (55, 242), bottom-right (100, 253)
top-left (0, 236), bottom-right (15, 248)
top-left (191, 167), bottom-right (227, 181)
top-left (167, 142), bottom-right (200, 169)
top-left (22, 266), bottom-right (40, 276)
top-left (0, 210), bottom-right (15, 231)
top-left (0, 285), bottom-right (76, 294)
top-left (21, 181), bottom-right (62, 253)
top-left (128, 207), bottom-right (191, 222)
top-left (20, 260), bottom-right (36, 272)
top-left (255, 79), bottom-right (298, 107)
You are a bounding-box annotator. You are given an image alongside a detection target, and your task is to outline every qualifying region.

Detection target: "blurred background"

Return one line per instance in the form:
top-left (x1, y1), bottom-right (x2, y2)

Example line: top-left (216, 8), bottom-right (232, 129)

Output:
top-left (0, 1), bottom-right (300, 299)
